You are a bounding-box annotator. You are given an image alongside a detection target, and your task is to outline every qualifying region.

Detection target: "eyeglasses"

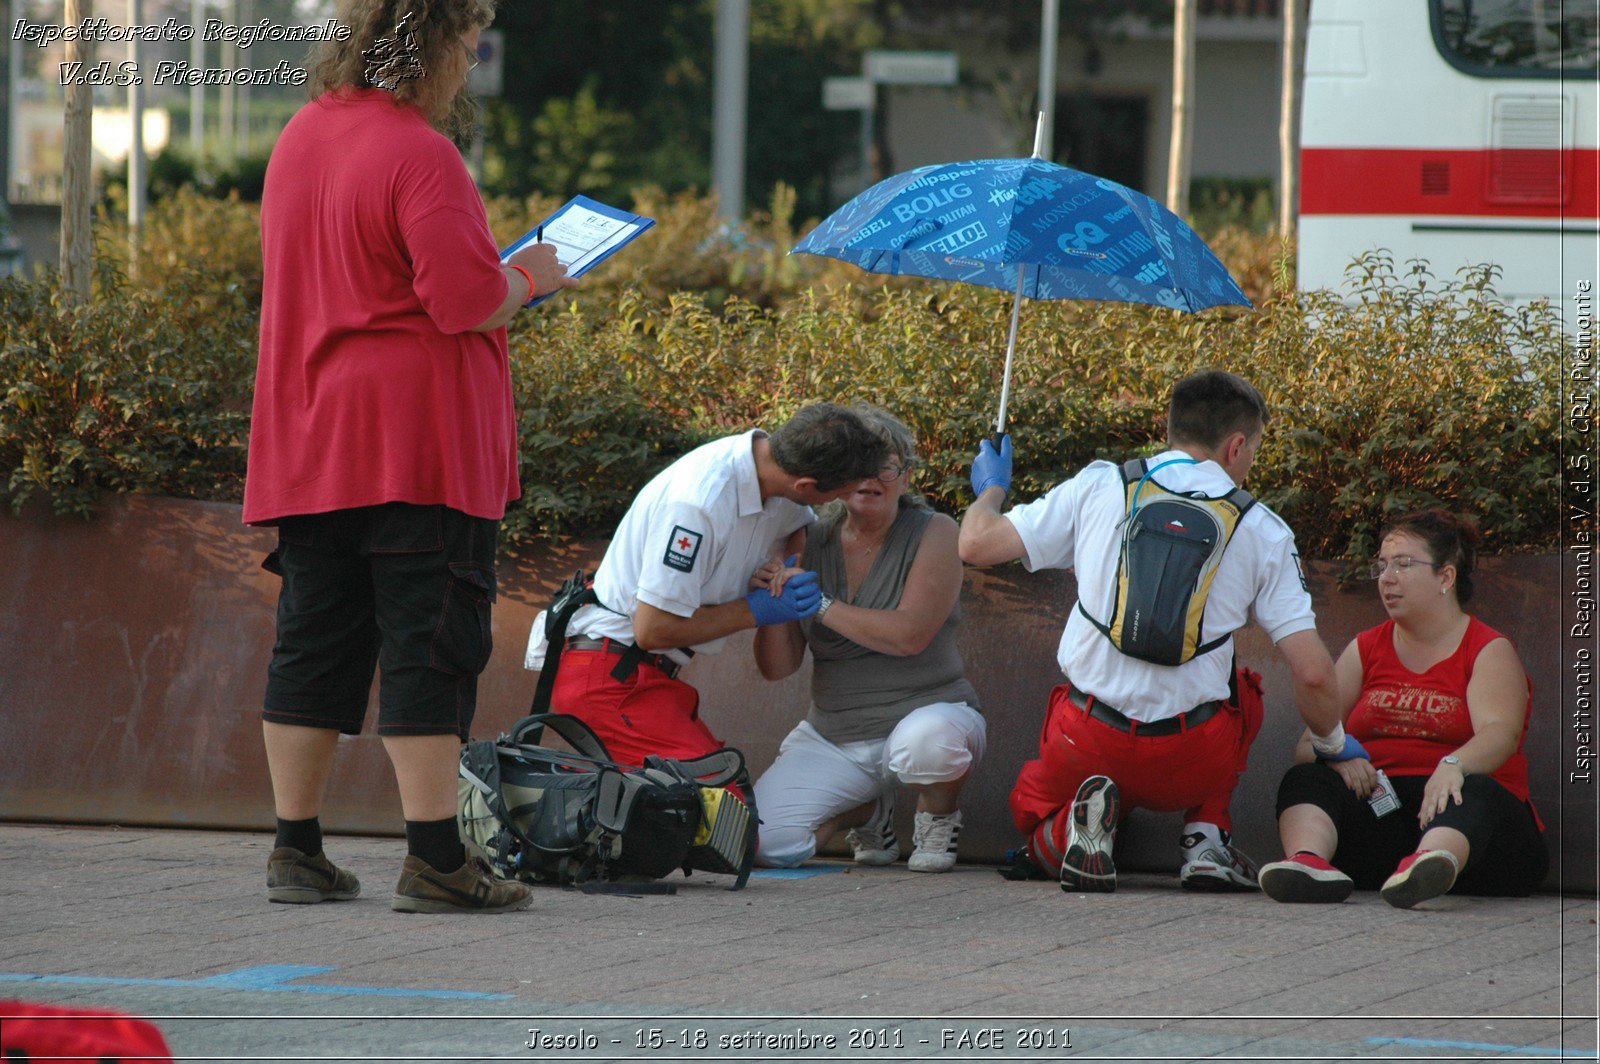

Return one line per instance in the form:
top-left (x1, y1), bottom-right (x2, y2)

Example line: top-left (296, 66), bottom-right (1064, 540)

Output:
top-left (875, 460), bottom-right (915, 483)
top-left (461, 40), bottom-right (482, 70)
top-left (1367, 556), bottom-right (1442, 580)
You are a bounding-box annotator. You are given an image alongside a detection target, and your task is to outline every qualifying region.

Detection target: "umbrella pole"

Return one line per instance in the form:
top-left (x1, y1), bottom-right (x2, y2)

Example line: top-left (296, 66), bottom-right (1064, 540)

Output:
top-left (995, 112), bottom-right (1047, 437)
top-left (996, 263), bottom-right (1027, 436)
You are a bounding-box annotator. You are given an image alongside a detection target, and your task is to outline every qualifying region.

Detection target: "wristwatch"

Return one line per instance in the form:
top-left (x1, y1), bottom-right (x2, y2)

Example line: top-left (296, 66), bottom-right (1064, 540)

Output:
top-left (816, 594), bottom-right (834, 620)
top-left (1440, 754), bottom-right (1463, 769)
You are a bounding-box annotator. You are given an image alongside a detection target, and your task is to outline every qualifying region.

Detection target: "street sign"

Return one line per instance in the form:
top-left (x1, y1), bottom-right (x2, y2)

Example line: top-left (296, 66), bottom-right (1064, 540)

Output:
top-left (864, 50), bottom-right (958, 86)
top-left (823, 76), bottom-right (873, 111)
top-left (469, 29), bottom-right (504, 98)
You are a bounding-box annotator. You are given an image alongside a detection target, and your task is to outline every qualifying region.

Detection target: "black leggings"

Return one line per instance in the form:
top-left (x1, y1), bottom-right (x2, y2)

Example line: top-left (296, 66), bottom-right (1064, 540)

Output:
top-left (1275, 762), bottom-right (1548, 895)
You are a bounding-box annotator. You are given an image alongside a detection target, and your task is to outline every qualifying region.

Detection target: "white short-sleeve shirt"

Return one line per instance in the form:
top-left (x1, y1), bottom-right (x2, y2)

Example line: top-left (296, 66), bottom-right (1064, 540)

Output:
top-left (1005, 449), bottom-right (1315, 720)
top-left (560, 430), bottom-right (813, 662)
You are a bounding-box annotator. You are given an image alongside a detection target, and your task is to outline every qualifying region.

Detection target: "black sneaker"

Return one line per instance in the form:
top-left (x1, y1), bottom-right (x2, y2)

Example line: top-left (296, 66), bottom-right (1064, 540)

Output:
top-left (267, 847), bottom-right (360, 904)
top-left (391, 856), bottom-right (534, 914)
top-left (1060, 775), bottom-right (1119, 893)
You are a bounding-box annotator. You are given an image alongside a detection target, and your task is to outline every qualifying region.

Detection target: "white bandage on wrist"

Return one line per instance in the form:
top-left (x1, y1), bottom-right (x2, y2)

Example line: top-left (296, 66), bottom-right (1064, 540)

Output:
top-left (1310, 722), bottom-right (1346, 757)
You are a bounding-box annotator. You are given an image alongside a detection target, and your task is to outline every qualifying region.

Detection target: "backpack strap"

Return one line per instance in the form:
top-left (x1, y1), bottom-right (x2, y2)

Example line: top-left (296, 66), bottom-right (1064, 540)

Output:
top-left (528, 570), bottom-right (600, 717)
top-left (508, 712), bottom-right (617, 765)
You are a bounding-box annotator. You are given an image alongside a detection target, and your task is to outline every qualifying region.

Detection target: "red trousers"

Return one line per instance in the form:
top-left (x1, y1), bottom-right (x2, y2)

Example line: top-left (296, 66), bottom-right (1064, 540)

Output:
top-left (549, 648), bottom-right (724, 768)
top-left (1011, 668), bottom-right (1265, 837)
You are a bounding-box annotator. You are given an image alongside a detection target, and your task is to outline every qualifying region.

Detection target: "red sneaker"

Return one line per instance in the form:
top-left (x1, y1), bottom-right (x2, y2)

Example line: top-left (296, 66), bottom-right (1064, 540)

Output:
top-left (1381, 850), bottom-right (1459, 909)
top-left (1258, 852), bottom-right (1354, 904)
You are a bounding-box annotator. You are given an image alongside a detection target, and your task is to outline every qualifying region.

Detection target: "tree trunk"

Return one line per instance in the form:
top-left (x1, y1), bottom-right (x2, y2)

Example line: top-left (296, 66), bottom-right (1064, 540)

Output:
top-left (1165, 0), bottom-right (1196, 218)
top-left (61, 0), bottom-right (94, 304)
top-left (1279, 0), bottom-right (1308, 240)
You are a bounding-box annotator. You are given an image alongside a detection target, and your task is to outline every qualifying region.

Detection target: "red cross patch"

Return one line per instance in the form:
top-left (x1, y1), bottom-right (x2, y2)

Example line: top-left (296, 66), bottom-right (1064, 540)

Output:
top-left (663, 525), bottom-right (703, 573)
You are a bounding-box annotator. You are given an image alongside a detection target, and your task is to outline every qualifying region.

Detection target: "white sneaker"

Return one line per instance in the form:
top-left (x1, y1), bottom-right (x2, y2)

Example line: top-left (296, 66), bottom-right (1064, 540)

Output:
top-left (845, 792), bottom-right (899, 865)
top-left (1178, 822), bottom-right (1259, 892)
top-left (1060, 775), bottom-right (1119, 893)
top-left (907, 810), bottom-right (961, 873)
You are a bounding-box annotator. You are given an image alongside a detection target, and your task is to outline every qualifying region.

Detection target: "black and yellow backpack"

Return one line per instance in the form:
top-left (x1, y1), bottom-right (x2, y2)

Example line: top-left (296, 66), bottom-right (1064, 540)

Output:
top-left (1078, 457), bottom-right (1256, 666)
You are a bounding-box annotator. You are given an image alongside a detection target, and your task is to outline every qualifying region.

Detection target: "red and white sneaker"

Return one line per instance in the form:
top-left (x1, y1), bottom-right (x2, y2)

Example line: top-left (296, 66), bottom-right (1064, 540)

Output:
top-left (1381, 850), bottom-right (1459, 909)
top-left (1059, 775), bottom-right (1119, 893)
top-left (1258, 852), bottom-right (1354, 904)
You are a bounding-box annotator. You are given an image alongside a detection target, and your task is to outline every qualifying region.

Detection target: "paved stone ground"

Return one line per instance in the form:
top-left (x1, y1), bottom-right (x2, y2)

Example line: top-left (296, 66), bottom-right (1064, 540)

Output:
top-left (0, 824), bottom-right (1595, 1063)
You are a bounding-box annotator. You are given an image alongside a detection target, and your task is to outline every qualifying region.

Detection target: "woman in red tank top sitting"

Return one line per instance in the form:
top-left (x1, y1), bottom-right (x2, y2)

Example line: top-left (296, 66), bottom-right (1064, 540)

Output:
top-left (1258, 509), bottom-right (1546, 908)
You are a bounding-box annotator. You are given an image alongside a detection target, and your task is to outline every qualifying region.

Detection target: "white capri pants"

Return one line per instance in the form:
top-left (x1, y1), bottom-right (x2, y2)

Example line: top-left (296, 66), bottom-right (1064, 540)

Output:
top-left (752, 701), bottom-right (986, 868)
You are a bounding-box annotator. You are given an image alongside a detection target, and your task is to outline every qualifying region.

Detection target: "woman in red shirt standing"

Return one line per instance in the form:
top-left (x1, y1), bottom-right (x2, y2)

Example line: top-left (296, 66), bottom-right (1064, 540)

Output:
top-left (1259, 509), bottom-right (1546, 908)
top-left (245, 0), bottom-right (575, 915)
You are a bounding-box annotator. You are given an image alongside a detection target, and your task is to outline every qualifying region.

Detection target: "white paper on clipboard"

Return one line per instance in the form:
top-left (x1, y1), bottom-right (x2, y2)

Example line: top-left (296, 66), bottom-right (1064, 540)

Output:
top-left (500, 195), bottom-right (656, 307)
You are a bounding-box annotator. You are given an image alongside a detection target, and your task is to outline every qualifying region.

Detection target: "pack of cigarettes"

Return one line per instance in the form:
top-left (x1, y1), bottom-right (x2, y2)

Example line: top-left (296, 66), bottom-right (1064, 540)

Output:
top-left (1368, 769), bottom-right (1400, 818)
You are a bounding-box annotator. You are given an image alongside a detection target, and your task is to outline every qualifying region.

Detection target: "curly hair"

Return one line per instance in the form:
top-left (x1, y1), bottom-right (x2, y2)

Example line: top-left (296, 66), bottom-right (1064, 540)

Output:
top-left (310, 0), bottom-right (495, 137)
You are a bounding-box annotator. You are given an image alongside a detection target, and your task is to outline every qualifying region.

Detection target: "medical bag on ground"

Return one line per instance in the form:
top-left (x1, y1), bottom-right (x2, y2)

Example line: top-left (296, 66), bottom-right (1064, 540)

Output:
top-left (458, 712), bottom-right (756, 892)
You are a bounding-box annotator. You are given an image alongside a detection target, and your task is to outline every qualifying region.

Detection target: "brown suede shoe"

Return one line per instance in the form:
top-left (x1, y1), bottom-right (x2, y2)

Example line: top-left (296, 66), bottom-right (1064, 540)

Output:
top-left (267, 847), bottom-right (361, 904)
top-left (391, 855), bottom-right (534, 914)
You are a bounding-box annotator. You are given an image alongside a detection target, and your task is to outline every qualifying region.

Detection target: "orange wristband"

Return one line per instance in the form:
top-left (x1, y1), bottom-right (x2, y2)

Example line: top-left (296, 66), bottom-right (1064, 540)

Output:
top-left (507, 263), bottom-right (535, 303)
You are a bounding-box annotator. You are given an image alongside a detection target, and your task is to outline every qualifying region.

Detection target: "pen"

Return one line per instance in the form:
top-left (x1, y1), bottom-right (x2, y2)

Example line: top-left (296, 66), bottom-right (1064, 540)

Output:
top-left (536, 225), bottom-right (543, 243)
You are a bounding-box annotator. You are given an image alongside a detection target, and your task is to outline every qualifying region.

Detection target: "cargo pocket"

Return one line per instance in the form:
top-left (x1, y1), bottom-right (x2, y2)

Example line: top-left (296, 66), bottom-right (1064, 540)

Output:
top-left (431, 561), bottom-right (496, 676)
top-left (261, 549), bottom-right (285, 577)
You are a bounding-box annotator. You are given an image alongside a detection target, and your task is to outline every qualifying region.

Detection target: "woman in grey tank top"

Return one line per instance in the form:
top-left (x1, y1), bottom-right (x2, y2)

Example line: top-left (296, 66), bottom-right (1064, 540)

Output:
top-left (750, 406), bottom-right (986, 872)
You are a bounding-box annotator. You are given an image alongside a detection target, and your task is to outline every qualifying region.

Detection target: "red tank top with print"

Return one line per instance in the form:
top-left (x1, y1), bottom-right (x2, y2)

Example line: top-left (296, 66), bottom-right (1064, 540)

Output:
top-left (1347, 617), bottom-right (1532, 803)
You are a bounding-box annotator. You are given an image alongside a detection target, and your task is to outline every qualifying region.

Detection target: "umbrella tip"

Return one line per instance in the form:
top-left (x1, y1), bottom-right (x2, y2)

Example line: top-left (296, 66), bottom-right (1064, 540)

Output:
top-left (1031, 112), bottom-right (1048, 159)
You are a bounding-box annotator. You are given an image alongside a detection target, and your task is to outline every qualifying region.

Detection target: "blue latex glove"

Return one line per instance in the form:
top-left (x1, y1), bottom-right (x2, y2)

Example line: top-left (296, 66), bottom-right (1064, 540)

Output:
top-left (1319, 734), bottom-right (1372, 763)
top-left (746, 569), bottom-right (821, 625)
top-left (971, 434), bottom-right (1013, 498)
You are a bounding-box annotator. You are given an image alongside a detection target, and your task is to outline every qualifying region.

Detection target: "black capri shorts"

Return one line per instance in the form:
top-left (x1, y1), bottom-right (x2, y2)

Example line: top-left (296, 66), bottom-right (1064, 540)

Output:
top-left (261, 503), bottom-right (498, 740)
top-left (1276, 760), bottom-right (1548, 896)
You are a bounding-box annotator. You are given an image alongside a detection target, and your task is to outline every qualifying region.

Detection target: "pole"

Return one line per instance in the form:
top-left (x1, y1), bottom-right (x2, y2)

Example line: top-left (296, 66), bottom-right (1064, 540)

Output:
top-left (996, 265), bottom-right (1027, 436)
top-left (236, 0), bottom-right (252, 156)
top-left (219, 0), bottom-right (236, 166)
top-left (996, 115), bottom-right (1049, 435)
top-left (190, 0), bottom-right (204, 159)
top-left (128, 0), bottom-right (146, 274)
top-left (711, 0), bottom-right (749, 221)
top-left (61, 0), bottom-right (95, 303)
top-left (1278, 0), bottom-right (1307, 241)
top-left (1036, 0), bottom-right (1059, 159)
top-left (1166, 0), bottom-right (1196, 217)
top-left (5, 15), bottom-right (21, 205)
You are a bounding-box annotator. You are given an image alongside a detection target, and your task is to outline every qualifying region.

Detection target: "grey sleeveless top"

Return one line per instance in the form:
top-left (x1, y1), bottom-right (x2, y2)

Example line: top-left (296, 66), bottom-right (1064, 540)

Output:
top-left (801, 505), bottom-right (979, 744)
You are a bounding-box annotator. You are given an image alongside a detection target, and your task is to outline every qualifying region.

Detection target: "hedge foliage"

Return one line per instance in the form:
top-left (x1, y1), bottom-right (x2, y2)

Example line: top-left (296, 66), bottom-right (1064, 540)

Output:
top-left (1, 192), bottom-right (1564, 566)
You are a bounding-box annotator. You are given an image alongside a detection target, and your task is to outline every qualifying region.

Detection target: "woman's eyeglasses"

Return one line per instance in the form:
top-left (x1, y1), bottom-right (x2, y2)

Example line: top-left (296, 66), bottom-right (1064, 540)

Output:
top-left (462, 40), bottom-right (482, 70)
top-left (1367, 556), bottom-right (1442, 580)
top-left (875, 460), bottom-right (915, 483)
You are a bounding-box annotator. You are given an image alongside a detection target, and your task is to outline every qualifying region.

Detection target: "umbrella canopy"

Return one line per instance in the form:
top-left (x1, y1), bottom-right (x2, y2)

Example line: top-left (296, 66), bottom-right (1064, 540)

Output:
top-left (794, 157), bottom-right (1249, 313)
top-left (792, 148), bottom-right (1251, 432)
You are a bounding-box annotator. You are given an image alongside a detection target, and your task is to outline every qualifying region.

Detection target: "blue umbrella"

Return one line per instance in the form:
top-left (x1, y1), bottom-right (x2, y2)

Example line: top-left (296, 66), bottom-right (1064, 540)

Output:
top-left (792, 118), bottom-right (1251, 433)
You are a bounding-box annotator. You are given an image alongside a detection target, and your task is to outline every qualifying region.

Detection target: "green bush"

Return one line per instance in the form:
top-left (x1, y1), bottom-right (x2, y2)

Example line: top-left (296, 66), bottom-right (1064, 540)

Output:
top-left (0, 260), bottom-right (254, 517)
top-left (2, 195), bottom-right (1564, 565)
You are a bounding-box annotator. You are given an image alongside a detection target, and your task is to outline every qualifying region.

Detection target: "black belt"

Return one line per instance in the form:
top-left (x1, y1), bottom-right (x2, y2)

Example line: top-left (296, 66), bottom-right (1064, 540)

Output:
top-left (565, 637), bottom-right (683, 681)
top-left (1067, 683), bottom-right (1223, 737)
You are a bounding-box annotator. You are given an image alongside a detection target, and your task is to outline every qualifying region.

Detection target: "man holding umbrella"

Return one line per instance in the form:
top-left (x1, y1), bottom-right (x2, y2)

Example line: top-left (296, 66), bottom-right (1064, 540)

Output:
top-left (958, 369), bottom-right (1365, 893)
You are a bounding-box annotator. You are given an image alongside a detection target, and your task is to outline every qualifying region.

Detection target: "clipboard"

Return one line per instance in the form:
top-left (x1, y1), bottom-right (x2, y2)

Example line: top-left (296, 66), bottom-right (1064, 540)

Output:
top-left (501, 195), bottom-right (656, 307)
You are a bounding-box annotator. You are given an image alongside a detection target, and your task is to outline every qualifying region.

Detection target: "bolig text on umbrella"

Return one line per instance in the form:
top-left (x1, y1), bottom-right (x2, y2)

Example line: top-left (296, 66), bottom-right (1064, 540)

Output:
top-left (891, 184), bottom-right (973, 223)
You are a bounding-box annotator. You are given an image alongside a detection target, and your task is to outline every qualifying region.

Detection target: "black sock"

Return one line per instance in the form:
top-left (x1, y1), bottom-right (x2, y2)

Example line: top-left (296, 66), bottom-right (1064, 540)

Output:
top-left (406, 818), bottom-right (465, 874)
top-left (276, 816), bottom-right (322, 856)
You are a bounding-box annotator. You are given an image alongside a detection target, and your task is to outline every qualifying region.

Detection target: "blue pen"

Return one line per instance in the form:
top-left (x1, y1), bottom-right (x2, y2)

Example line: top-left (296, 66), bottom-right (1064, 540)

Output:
top-left (536, 225), bottom-right (543, 243)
